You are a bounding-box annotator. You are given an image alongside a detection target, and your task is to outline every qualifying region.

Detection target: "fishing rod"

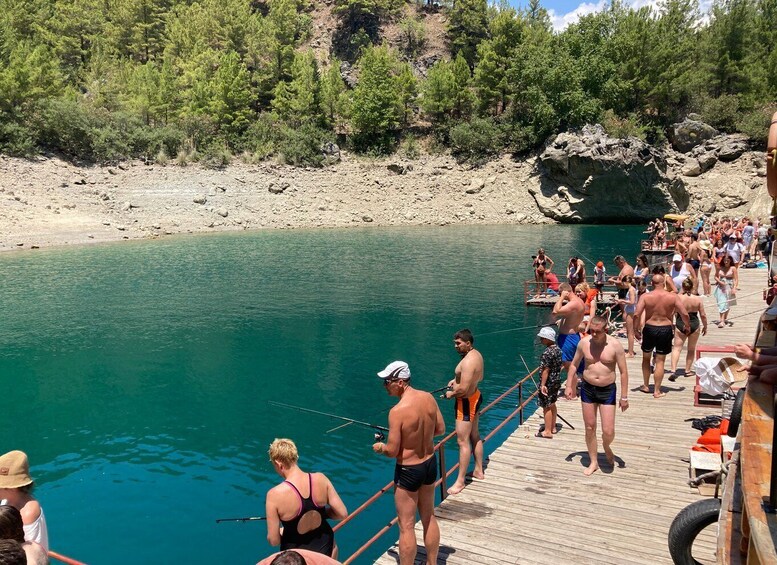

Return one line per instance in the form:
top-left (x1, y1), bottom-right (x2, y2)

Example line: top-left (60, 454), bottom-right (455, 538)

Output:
top-left (478, 322), bottom-right (556, 337)
top-left (215, 516), bottom-right (266, 524)
top-left (268, 401), bottom-right (388, 441)
top-left (519, 354), bottom-right (575, 431)
top-left (324, 385), bottom-right (449, 434)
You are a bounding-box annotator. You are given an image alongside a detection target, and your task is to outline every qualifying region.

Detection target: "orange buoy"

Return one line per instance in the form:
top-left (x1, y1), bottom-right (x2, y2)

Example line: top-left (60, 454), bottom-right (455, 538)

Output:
top-left (768, 111), bottom-right (777, 198)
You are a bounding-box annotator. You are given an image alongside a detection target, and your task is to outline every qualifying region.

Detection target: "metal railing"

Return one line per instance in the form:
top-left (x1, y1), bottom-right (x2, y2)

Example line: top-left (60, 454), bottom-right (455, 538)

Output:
top-left (333, 367), bottom-right (540, 564)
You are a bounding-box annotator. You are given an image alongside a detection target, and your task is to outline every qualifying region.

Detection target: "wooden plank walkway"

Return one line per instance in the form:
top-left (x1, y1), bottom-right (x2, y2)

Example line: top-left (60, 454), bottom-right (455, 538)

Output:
top-left (376, 267), bottom-right (768, 565)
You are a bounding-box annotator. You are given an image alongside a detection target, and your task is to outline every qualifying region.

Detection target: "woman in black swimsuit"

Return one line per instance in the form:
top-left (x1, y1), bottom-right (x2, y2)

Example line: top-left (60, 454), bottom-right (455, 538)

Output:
top-left (533, 248), bottom-right (554, 295)
top-left (265, 439), bottom-right (348, 558)
top-left (669, 278), bottom-right (707, 380)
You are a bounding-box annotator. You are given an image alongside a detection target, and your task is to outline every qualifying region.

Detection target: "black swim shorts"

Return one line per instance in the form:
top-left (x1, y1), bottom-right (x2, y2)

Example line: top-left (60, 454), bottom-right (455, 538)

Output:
top-left (641, 324), bottom-right (674, 355)
top-left (580, 380), bottom-right (616, 405)
top-left (394, 453), bottom-right (438, 492)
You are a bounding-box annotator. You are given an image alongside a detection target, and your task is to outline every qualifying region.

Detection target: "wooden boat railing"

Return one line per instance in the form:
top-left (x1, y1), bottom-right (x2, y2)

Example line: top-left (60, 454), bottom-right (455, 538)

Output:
top-left (332, 367), bottom-right (540, 565)
top-left (718, 380), bottom-right (777, 564)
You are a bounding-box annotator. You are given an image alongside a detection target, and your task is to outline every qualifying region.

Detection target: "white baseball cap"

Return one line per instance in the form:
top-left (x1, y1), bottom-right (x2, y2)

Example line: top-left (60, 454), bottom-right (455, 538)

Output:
top-left (537, 326), bottom-right (556, 341)
top-left (672, 253), bottom-right (683, 262)
top-left (377, 361), bottom-right (411, 380)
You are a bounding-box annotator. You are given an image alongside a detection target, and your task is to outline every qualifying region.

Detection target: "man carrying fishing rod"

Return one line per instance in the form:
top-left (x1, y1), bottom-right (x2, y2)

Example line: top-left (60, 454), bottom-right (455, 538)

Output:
top-left (372, 361), bottom-right (445, 565)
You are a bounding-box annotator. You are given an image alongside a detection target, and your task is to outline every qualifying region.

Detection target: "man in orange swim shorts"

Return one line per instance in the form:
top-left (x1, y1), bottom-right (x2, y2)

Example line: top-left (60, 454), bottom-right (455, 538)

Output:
top-left (444, 329), bottom-right (484, 495)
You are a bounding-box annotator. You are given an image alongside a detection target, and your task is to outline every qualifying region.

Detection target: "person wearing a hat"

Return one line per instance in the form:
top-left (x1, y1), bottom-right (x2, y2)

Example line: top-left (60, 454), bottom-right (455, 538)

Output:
top-left (723, 235), bottom-right (745, 289)
top-left (373, 361), bottom-right (444, 565)
top-left (669, 253), bottom-right (696, 293)
top-left (593, 261), bottom-right (606, 297)
top-left (536, 327), bottom-right (563, 439)
top-left (0, 451), bottom-right (48, 551)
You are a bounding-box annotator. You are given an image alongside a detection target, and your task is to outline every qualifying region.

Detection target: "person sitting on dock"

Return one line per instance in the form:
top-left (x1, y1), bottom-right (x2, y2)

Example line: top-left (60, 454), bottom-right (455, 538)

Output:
top-left (552, 283), bottom-right (585, 374)
top-left (444, 330), bottom-right (485, 495)
top-left (564, 315), bottom-right (629, 475)
top-left (536, 326), bottom-right (563, 439)
top-left (539, 266), bottom-right (560, 296)
top-left (265, 439), bottom-right (348, 559)
top-left (634, 275), bottom-right (691, 398)
top-left (374, 361), bottom-right (445, 565)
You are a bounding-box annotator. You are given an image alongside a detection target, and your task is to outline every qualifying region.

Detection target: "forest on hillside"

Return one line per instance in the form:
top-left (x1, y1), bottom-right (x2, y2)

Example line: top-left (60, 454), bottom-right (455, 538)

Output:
top-left (0, 0), bottom-right (775, 166)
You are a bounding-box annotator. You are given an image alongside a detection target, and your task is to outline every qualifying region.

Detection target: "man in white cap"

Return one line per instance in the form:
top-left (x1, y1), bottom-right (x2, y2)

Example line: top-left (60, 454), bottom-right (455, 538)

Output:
top-left (536, 326), bottom-right (563, 439)
top-left (669, 252), bottom-right (696, 293)
top-left (0, 450), bottom-right (48, 551)
top-left (373, 361), bottom-right (445, 565)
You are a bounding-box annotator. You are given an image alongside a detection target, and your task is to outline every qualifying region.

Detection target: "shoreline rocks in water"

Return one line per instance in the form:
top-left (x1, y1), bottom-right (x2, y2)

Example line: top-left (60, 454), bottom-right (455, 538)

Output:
top-left (0, 118), bottom-right (768, 252)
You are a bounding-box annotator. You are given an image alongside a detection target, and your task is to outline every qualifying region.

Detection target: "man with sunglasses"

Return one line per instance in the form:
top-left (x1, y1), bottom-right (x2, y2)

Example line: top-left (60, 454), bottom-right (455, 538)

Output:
top-left (373, 361), bottom-right (445, 565)
top-left (565, 316), bottom-right (629, 476)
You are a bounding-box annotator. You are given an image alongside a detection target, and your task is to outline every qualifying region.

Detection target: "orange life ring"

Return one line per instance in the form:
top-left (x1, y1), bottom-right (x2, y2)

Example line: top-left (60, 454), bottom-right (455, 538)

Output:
top-left (768, 111), bottom-right (777, 198)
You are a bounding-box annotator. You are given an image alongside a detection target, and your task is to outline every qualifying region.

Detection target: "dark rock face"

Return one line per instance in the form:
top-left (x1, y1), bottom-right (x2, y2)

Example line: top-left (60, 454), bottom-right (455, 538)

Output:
top-left (670, 119), bottom-right (719, 153)
top-left (532, 125), bottom-right (689, 223)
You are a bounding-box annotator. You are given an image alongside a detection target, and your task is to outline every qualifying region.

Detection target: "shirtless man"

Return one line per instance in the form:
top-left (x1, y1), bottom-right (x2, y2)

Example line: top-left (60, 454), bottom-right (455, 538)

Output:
top-left (634, 275), bottom-right (691, 398)
top-left (564, 316), bottom-right (629, 475)
top-left (608, 256), bottom-right (635, 312)
top-left (552, 283), bottom-right (585, 373)
top-left (444, 329), bottom-right (484, 495)
top-left (373, 361), bottom-right (445, 565)
top-left (687, 235), bottom-right (702, 293)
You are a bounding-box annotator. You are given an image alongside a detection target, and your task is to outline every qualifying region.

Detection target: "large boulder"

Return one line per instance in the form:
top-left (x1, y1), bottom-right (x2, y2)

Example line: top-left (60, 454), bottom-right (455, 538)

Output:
top-left (532, 125), bottom-right (689, 223)
top-left (670, 119), bottom-right (719, 153)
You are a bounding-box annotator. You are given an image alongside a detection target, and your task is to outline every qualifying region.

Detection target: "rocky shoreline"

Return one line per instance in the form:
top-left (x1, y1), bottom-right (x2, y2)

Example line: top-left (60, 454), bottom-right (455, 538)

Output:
top-left (0, 122), bottom-right (769, 253)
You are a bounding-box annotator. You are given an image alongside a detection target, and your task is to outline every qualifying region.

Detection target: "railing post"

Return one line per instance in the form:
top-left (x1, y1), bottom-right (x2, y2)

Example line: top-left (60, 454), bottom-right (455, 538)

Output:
top-left (518, 382), bottom-right (523, 424)
top-left (770, 393), bottom-right (777, 511)
top-left (439, 443), bottom-right (447, 502)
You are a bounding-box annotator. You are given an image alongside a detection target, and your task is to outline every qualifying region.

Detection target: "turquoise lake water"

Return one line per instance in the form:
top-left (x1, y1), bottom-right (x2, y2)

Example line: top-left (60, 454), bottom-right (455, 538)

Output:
top-left (0, 224), bottom-right (644, 564)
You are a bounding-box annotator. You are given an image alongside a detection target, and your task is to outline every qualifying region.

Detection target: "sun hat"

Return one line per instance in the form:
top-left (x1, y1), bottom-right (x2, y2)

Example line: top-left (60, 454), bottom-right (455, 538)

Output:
top-left (0, 451), bottom-right (33, 489)
top-left (672, 253), bottom-right (683, 262)
top-left (377, 361), bottom-right (411, 380)
top-left (537, 326), bottom-right (556, 341)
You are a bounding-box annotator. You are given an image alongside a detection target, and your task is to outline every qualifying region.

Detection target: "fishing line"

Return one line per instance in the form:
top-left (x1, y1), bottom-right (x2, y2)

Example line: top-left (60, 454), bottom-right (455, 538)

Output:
top-left (519, 354), bottom-right (575, 430)
top-left (215, 516), bottom-right (266, 523)
top-left (477, 322), bottom-right (556, 337)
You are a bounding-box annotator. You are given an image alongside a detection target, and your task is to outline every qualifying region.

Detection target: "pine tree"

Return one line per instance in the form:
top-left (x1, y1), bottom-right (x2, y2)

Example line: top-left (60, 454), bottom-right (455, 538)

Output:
top-left (396, 62), bottom-right (417, 126)
top-left (272, 50), bottom-right (321, 127)
top-left (421, 60), bottom-right (455, 124)
top-left (350, 44), bottom-right (401, 144)
top-left (320, 59), bottom-right (347, 128)
top-left (448, 0), bottom-right (489, 68)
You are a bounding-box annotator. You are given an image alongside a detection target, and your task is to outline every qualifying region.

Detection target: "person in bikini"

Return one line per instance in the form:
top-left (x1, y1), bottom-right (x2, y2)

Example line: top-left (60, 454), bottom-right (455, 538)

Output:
top-left (634, 274), bottom-right (691, 398)
top-left (373, 361), bottom-right (445, 565)
top-left (444, 329), bottom-right (485, 495)
top-left (565, 316), bottom-right (629, 475)
top-left (265, 439), bottom-right (348, 559)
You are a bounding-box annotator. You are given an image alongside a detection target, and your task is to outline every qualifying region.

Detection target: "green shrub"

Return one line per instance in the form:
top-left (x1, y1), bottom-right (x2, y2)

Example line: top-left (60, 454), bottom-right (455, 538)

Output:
top-left (448, 117), bottom-right (504, 161)
top-left (33, 98), bottom-right (99, 159)
top-left (699, 95), bottom-right (740, 133)
top-left (242, 113), bottom-right (280, 157)
top-left (198, 143), bottom-right (232, 169)
top-left (600, 109), bottom-right (647, 140)
top-left (277, 124), bottom-right (334, 166)
top-left (0, 118), bottom-right (37, 156)
top-left (398, 134), bottom-right (420, 159)
top-left (736, 106), bottom-right (776, 144)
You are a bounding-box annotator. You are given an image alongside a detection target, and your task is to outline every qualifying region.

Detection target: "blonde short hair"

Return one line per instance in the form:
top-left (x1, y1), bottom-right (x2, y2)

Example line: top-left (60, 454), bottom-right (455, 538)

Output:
top-left (268, 438), bottom-right (299, 466)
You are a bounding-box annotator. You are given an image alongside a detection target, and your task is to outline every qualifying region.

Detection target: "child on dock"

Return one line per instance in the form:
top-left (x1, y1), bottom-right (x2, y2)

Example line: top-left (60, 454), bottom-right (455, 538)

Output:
top-left (536, 327), bottom-right (563, 439)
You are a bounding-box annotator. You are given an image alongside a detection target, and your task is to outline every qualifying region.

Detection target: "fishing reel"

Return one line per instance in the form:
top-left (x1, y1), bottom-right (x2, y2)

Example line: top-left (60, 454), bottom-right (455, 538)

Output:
top-left (374, 431), bottom-right (385, 442)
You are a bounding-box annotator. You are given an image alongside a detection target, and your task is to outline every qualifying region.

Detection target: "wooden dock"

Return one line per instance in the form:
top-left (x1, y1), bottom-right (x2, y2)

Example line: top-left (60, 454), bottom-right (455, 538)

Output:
top-left (377, 267), bottom-right (767, 564)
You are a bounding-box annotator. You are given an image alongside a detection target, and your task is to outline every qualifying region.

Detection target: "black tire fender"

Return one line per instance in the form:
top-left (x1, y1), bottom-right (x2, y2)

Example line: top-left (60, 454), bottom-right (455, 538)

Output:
top-left (727, 388), bottom-right (746, 438)
top-left (668, 498), bottom-right (722, 565)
